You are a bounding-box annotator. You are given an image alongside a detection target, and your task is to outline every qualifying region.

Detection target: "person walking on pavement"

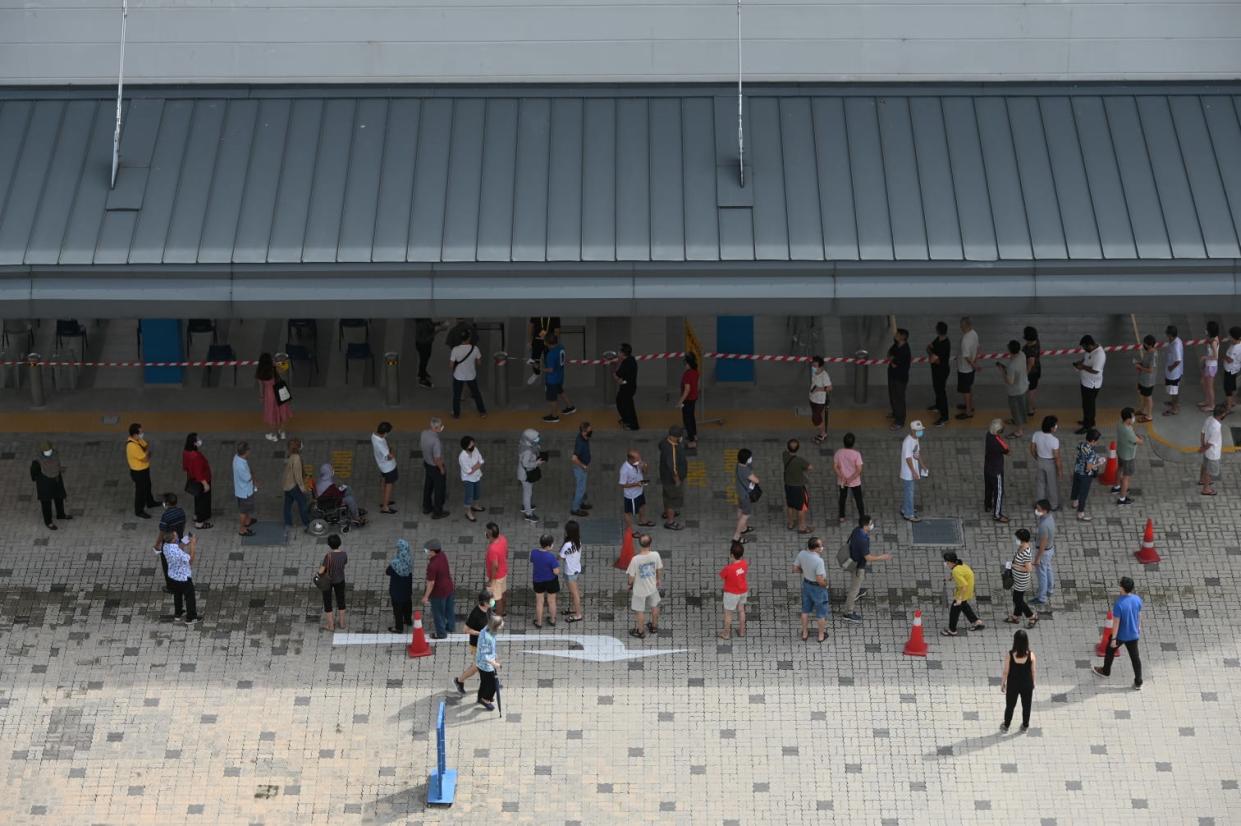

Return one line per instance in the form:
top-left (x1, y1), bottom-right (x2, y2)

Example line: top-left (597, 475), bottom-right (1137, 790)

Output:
top-left (733, 448), bottom-right (760, 543)
top-left (484, 522), bottom-right (509, 616)
top-left (783, 438), bottom-right (813, 533)
top-left (255, 353), bottom-right (291, 442)
top-left (458, 435), bottom-right (485, 522)
top-left (281, 437), bottom-right (312, 534)
top-left (1198, 320), bottom-right (1221, 413)
top-left (232, 442), bottom-right (258, 537)
top-left (1073, 335), bottom-right (1106, 434)
top-left (659, 426), bottom-right (688, 531)
top-left (420, 418), bottom-right (449, 520)
top-left (718, 540), bottom-right (749, 640)
top-left (956, 317), bottom-right (980, 420)
top-left (926, 321), bottom-right (951, 427)
top-left (984, 419), bottom-right (1010, 523)
top-left (841, 515), bottom-right (892, 625)
top-left (1006, 528), bottom-right (1038, 627)
top-left (997, 339), bottom-right (1029, 438)
top-left (833, 433), bottom-right (865, 525)
top-left (1030, 500), bottom-right (1056, 608)
top-left (677, 353), bottom-right (700, 448)
top-left (1163, 325), bottom-right (1185, 416)
top-left (517, 428), bottom-right (546, 524)
top-left (530, 533), bottom-right (561, 628)
top-left (421, 539), bottom-right (456, 639)
top-left (940, 552), bottom-right (984, 636)
top-left (560, 520), bottom-right (585, 623)
top-left (569, 421), bottom-right (594, 517)
top-left (1029, 416), bottom-right (1062, 511)
top-left (448, 336), bottom-right (487, 420)
top-left (793, 536), bottom-right (829, 643)
top-left (1224, 326), bottom-right (1241, 413)
top-left (626, 533), bottom-right (664, 639)
top-left (126, 423), bottom-right (159, 519)
top-left (413, 318), bottom-right (444, 389)
top-left (182, 433), bottom-right (213, 530)
top-left (1200, 403), bottom-right (1226, 496)
top-left (899, 421), bottom-right (928, 523)
top-left (372, 422), bottom-right (399, 514)
top-left (613, 343), bottom-right (640, 430)
top-left (1134, 335), bottom-right (1158, 423)
top-left (317, 534), bottom-right (348, 631)
top-left (528, 316), bottom-right (561, 379)
top-left (385, 538), bottom-right (414, 634)
top-left (887, 328), bottom-right (912, 431)
top-left (540, 333), bottom-right (577, 423)
top-left (1023, 327), bottom-right (1043, 416)
top-left (809, 356), bottom-right (833, 444)
top-left (1092, 576), bottom-right (1144, 689)
top-left (454, 589), bottom-right (494, 694)
top-left (619, 449), bottom-right (654, 531)
top-left (1113, 407), bottom-right (1143, 505)
top-left (1000, 629), bottom-right (1037, 732)
top-left (475, 614), bottom-right (504, 712)
top-left (1069, 429), bottom-right (1106, 522)
top-left (159, 530), bottom-right (200, 624)
top-left (31, 441), bottom-right (69, 530)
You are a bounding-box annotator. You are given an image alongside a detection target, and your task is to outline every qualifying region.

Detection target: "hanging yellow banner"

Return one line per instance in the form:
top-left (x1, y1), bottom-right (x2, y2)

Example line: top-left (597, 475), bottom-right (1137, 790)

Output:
top-left (684, 319), bottom-right (703, 366)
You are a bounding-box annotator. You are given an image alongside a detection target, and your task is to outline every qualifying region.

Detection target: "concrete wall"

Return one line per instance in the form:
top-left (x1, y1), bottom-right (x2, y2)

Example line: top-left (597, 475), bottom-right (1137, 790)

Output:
top-left (3, 1), bottom-right (1239, 85)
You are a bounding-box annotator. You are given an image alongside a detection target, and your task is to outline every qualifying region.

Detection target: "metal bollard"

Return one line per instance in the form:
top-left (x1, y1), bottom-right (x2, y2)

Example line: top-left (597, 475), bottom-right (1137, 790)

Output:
top-left (599, 349), bottom-right (618, 407)
top-left (384, 351), bottom-right (400, 407)
top-left (28, 353), bottom-right (46, 407)
top-left (852, 349), bottom-right (869, 405)
top-left (492, 351), bottom-right (509, 409)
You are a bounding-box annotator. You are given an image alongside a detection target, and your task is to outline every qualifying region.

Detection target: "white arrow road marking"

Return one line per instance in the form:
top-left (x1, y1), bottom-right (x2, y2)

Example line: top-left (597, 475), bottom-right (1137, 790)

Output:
top-left (332, 632), bottom-right (685, 662)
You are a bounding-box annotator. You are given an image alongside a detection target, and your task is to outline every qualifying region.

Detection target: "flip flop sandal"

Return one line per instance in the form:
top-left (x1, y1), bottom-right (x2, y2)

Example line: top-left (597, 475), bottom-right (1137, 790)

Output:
top-left (800, 632), bottom-right (809, 641)
top-left (566, 616), bottom-right (583, 623)
top-left (1202, 489), bottom-right (1218, 496)
top-left (797, 528), bottom-right (813, 534)
top-left (940, 629), bottom-right (958, 637)
top-left (638, 521), bottom-right (656, 527)
top-left (629, 629), bottom-right (646, 639)
top-left (1004, 617), bottom-right (1020, 624)
top-left (663, 522), bottom-right (684, 530)
top-left (717, 631), bottom-right (731, 640)
top-left (817, 635), bottom-right (827, 643)
top-left (239, 529), bottom-right (255, 537)
top-left (533, 621), bottom-right (542, 628)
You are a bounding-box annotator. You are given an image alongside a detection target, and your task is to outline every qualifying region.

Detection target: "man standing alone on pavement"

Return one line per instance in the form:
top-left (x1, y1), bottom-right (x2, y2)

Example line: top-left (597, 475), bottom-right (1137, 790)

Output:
top-left (956, 317), bottom-right (980, 420)
top-left (899, 421), bottom-right (927, 523)
top-left (613, 343), bottom-right (640, 430)
top-left (421, 540), bottom-right (456, 639)
top-left (619, 450), bottom-right (653, 530)
top-left (626, 533), bottom-right (663, 639)
top-left (421, 418), bottom-right (449, 519)
top-left (926, 322), bottom-right (951, 427)
top-left (1031, 499), bottom-right (1056, 608)
top-left (569, 421), bottom-right (593, 517)
top-left (1093, 576), bottom-right (1144, 689)
top-left (1200, 403), bottom-right (1226, 496)
top-left (841, 515), bottom-right (891, 625)
top-left (782, 439), bottom-right (812, 533)
top-left (126, 423), bottom-right (159, 519)
top-left (1073, 335), bottom-right (1106, 434)
top-left (887, 328), bottom-right (912, 431)
top-left (793, 537), bottom-right (829, 642)
top-left (659, 426), bottom-right (687, 531)
top-left (372, 422), bottom-right (398, 514)
top-left (1113, 407), bottom-right (1143, 505)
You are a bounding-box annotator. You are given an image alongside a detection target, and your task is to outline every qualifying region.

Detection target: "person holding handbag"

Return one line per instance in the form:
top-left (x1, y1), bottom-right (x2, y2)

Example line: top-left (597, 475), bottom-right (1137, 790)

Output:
top-left (516, 429), bottom-right (545, 524)
top-left (448, 337), bottom-right (486, 419)
top-left (30, 441), bottom-right (70, 531)
top-left (1006, 528), bottom-right (1037, 627)
top-left (732, 448), bottom-right (759, 544)
top-left (255, 352), bottom-right (291, 443)
top-left (181, 433), bottom-right (213, 530)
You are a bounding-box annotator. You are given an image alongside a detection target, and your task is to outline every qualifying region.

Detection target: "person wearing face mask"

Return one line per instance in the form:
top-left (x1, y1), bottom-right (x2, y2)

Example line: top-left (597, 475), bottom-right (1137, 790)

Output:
top-left (1028, 416), bottom-right (1062, 512)
top-left (940, 552), bottom-right (984, 636)
top-left (454, 589), bottom-right (495, 694)
top-left (619, 449), bottom-right (654, 532)
top-left (898, 421), bottom-right (928, 523)
top-left (517, 429), bottom-right (546, 525)
top-left (569, 421), bottom-right (594, 517)
top-left (126, 422), bottom-right (159, 519)
top-left (385, 538), bottom-right (414, 634)
top-left (30, 441), bottom-right (69, 530)
top-left (841, 515), bottom-right (892, 625)
top-left (181, 433), bottom-right (213, 530)
top-left (732, 448), bottom-right (759, 544)
top-left (1006, 528), bottom-right (1037, 627)
top-left (1030, 499), bottom-right (1057, 607)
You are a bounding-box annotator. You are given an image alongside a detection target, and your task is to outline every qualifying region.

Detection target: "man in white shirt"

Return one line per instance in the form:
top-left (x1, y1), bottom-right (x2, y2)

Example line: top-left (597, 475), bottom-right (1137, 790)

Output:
top-left (956, 317), bottom-right (980, 420)
top-left (1073, 335), bottom-right (1106, 434)
top-left (618, 449), bottom-right (652, 531)
top-left (1163, 325), bottom-right (1185, 416)
top-left (1200, 403), bottom-right (1226, 496)
top-left (1224, 326), bottom-right (1241, 413)
top-left (899, 420), bottom-right (928, 522)
top-left (372, 421), bottom-right (398, 513)
top-left (448, 340), bottom-right (487, 420)
top-left (808, 356), bottom-right (832, 445)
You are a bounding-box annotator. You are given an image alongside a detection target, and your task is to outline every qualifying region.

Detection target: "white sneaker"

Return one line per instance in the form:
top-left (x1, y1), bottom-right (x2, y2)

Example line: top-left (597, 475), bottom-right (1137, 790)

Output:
top-left (278, 430), bottom-right (286, 440)
top-left (526, 373), bottom-right (540, 386)
top-left (265, 433), bottom-right (278, 442)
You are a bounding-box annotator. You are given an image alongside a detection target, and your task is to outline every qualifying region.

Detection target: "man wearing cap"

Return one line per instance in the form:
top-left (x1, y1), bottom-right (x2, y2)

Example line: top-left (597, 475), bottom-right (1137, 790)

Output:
top-left (421, 540), bottom-right (456, 639)
top-left (899, 420), bottom-right (929, 522)
top-left (658, 426), bottom-right (688, 531)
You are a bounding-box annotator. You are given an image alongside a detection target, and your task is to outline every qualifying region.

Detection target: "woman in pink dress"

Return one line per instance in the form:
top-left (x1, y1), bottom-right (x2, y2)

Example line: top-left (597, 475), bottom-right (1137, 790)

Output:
top-left (256, 352), bottom-right (291, 442)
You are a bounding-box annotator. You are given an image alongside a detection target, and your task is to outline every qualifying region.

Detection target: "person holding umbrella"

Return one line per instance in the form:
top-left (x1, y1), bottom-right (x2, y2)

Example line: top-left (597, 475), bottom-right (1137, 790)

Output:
top-left (475, 614), bottom-right (504, 712)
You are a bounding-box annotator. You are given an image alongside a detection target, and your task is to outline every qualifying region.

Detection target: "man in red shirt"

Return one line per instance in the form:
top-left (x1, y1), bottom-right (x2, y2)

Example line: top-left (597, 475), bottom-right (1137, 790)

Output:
top-left (421, 540), bottom-right (456, 639)
top-left (718, 541), bottom-right (749, 640)
top-left (484, 522), bottom-right (509, 616)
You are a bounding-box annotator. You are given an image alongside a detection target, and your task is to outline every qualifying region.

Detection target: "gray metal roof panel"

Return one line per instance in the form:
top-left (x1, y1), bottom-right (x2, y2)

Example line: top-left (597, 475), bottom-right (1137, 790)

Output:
top-left (910, 97), bottom-right (965, 261)
top-left (877, 97), bottom-right (929, 261)
top-left (266, 98), bottom-right (319, 264)
top-left (1039, 96), bottom-right (1102, 260)
top-left (546, 98), bottom-right (584, 262)
top-left (942, 97), bottom-right (998, 262)
top-left (778, 98), bottom-right (824, 262)
top-left (0, 101), bottom-right (63, 265)
top-left (59, 101), bottom-right (114, 265)
top-left (232, 98), bottom-right (289, 264)
top-left (407, 98), bottom-right (452, 262)
top-left (336, 98), bottom-right (387, 263)
top-left (24, 100), bottom-right (95, 265)
top-left (301, 98), bottom-right (356, 263)
top-left (441, 98), bottom-right (485, 263)
top-left (371, 98), bottom-right (419, 263)
top-left (1169, 96), bottom-right (1241, 259)
top-left (579, 98), bottom-right (616, 261)
top-left (648, 97), bottom-right (685, 262)
top-left (1005, 97), bottom-right (1066, 261)
top-left (749, 97), bottom-right (789, 261)
top-left (846, 97), bottom-right (893, 261)
top-left (163, 100), bottom-right (225, 264)
top-left (1137, 95), bottom-right (1207, 260)
top-left (1102, 96), bottom-right (1171, 260)
top-left (197, 99), bottom-right (258, 264)
top-left (974, 97), bottom-right (1033, 261)
top-left (1072, 96), bottom-right (1138, 259)
top-left (811, 97), bottom-right (859, 261)
top-left (680, 97), bottom-right (718, 261)
top-left (614, 98), bottom-right (650, 262)
top-left (475, 98), bottom-right (517, 262)
top-left (511, 98), bottom-right (552, 262)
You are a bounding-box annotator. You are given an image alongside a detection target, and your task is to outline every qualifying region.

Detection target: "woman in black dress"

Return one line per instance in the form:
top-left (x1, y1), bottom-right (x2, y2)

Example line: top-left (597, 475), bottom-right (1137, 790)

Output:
top-left (1000, 629), bottom-right (1037, 732)
top-left (30, 441), bottom-right (69, 530)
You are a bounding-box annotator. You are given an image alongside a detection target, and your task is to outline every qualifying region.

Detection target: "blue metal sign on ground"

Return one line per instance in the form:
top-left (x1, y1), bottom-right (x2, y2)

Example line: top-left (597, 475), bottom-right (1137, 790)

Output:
top-left (427, 700), bottom-right (457, 806)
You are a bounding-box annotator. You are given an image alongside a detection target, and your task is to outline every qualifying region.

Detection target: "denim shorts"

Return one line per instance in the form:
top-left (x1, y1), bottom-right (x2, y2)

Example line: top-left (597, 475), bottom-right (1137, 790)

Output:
top-left (800, 580), bottom-right (829, 618)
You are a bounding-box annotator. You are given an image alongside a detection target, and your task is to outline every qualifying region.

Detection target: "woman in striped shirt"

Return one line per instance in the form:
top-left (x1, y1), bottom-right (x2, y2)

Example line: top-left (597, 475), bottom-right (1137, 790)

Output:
top-left (1006, 528), bottom-right (1037, 628)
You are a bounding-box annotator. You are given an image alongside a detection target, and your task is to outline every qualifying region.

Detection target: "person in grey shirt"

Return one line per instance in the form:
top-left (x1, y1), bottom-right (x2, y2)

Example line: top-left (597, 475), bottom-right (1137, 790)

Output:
top-left (1031, 499), bottom-right (1056, 607)
top-left (792, 537), bottom-right (829, 643)
top-left (997, 339), bottom-right (1030, 438)
top-left (420, 418), bottom-right (448, 519)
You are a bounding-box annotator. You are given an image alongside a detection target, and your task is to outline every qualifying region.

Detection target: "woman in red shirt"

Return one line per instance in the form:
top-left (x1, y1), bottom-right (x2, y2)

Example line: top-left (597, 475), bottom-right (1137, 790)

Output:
top-left (181, 432), bottom-right (213, 530)
top-left (718, 541), bottom-right (748, 639)
top-left (678, 354), bottom-right (700, 449)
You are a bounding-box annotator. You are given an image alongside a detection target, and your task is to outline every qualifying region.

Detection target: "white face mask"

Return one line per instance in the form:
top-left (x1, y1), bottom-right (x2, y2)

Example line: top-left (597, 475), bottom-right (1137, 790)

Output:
top-left (137, 432), bottom-right (145, 440)
top-left (42, 450), bottom-right (53, 457)
top-left (746, 457), bottom-right (753, 465)
top-left (195, 440), bottom-right (203, 448)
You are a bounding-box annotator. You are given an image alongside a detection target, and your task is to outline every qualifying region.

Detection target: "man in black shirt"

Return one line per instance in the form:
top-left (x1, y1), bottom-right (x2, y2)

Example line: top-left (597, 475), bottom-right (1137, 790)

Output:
top-left (414, 319), bottom-right (444, 389)
top-left (453, 589), bottom-right (493, 694)
top-left (528, 317), bottom-right (561, 378)
top-left (926, 321), bottom-right (951, 427)
top-left (887, 328), bottom-right (912, 431)
top-left (614, 343), bottom-right (640, 430)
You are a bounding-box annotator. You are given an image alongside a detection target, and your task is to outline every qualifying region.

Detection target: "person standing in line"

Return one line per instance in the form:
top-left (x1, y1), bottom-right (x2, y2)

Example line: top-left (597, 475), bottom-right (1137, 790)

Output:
top-left (448, 336), bottom-right (486, 420)
top-left (1073, 335), bottom-right (1106, 434)
top-left (808, 355), bottom-right (833, 444)
top-left (516, 428), bottom-right (546, 524)
top-left (658, 426), bottom-right (687, 531)
top-left (1163, 325), bottom-right (1185, 416)
top-left (732, 448), bottom-right (759, 544)
top-left (1006, 528), bottom-right (1037, 627)
top-left (619, 449), bottom-right (654, 531)
top-left (317, 533), bottom-right (348, 631)
top-left (413, 318), bottom-right (444, 389)
top-left (1200, 403), bottom-right (1226, 496)
top-left (1000, 630), bottom-right (1037, 732)
top-left (420, 418), bottom-right (449, 520)
top-left (458, 435), bottom-right (485, 522)
top-left (1029, 416), bottom-right (1062, 512)
top-left (983, 419), bottom-right (1010, 523)
top-left (899, 421), bottom-right (927, 523)
top-left (613, 343), bottom-right (640, 430)
top-left (1030, 500), bottom-right (1056, 608)
top-left (955, 317), bottom-right (980, 420)
top-left (1069, 429), bottom-right (1105, 522)
top-left (1198, 321), bottom-right (1221, 412)
top-left (372, 422), bottom-right (399, 515)
top-left (314, 462), bottom-right (366, 526)
top-left (1092, 576), bottom-right (1144, 689)
top-left (255, 353), bottom-right (290, 442)
top-left (126, 422), bottom-right (159, 519)
top-left (887, 328), bottom-right (912, 431)
top-left (454, 589), bottom-right (494, 694)
top-left (385, 538), bottom-right (414, 634)
top-left (1112, 407), bottom-right (1143, 505)
top-left (483, 522), bottom-right (509, 616)
top-left (926, 321), bottom-right (951, 427)
top-left (529, 534), bottom-right (562, 628)
top-left (793, 536), bottom-right (829, 643)
top-left (232, 442), bottom-right (258, 537)
top-left (527, 316), bottom-right (561, 379)
top-left (421, 539), bottom-right (456, 639)
top-left (158, 492), bottom-right (187, 540)
top-left (569, 421), bottom-right (594, 517)
top-left (718, 541), bottom-right (749, 640)
top-left (182, 433), bottom-right (213, 530)
top-left (540, 333), bottom-right (577, 423)
top-left (281, 438), bottom-right (312, 533)
top-left (159, 530), bottom-right (200, 624)
top-left (677, 353), bottom-right (700, 448)
top-left (833, 433), bottom-right (865, 526)
top-left (997, 339), bottom-right (1029, 438)
top-left (1133, 334), bottom-right (1158, 423)
top-left (1023, 327), bottom-right (1043, 416)
top-left (841, 515), bottom-right (892, 625)
top-left (560, 521), bottom-right (584, 623)
top-left (445, 318), bottom-right (479, 349)
top-left (940, 552), bottom-right (984, 636)
top-left (1224, 326), bottom-right (1241, 414)
top-left (30, 441), bottom-right (69, 530)
top-left (475, 614), bottom-right (504, 712)
top-left (626, 533), bottom-right (664, 639)
top-left (782, 438), bottom-right (813, 533)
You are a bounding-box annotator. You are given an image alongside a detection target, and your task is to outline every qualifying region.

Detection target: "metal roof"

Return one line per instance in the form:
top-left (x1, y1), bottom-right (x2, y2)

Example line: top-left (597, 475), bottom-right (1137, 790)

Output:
top-left (2, 83), bottom-right (1240, 271)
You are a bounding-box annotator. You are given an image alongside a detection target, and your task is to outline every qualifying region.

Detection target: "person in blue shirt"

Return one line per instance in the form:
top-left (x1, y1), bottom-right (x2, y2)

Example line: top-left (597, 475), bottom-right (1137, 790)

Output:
top-left (539, 334), bottom-right (577, 423)
top-left (1093, 576), bottom-right (1143, 689)
top-left (475, 614), bottom-right (503, 712)
top-left (530, 534), bottom-right (561, 628)
top-left (570, 421), bottom-right (594, 517)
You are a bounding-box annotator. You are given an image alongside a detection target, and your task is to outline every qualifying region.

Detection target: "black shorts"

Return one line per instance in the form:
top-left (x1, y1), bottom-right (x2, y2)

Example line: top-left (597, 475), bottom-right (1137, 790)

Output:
top-left (1226, 372), bottom-right (1238, 396)
top-left (381, 468), bottom-right (399, 483)
top-left (957, 371), bottom-right (976, 393)
top-left (1138, 384), bottom-right (1154, 398)
top-left (1027, 372), bottom-right (1041, 391)
top-left (784, 485), bottom-right (807, 510)
top-left (624, 494), bottom-right (646, 514)
top-left (468, 634), bottom-right (480, 649)
top-left (1165, 377), bottom-right (1181, 388)
top-left (545, 382), bottom-right (564, 401)
top-left (533, 578), bottom-right (560, 594)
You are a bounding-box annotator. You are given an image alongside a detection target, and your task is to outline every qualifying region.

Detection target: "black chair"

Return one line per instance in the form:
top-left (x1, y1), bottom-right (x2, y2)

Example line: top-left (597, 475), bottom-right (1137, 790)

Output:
top-left (205, 343), bottom-right (237, 385)
top-left (285, 342), bottom-right (318, 376)
top-left (2, 320), bottom-right (34, 354)
top-left (344, 341), bottom-right (374, 384)
top-left (54, 319), bottom-right (88, 357)
top-left (186, 319), bottom-right (217, 353)
top-left (288, 319), bottom-right (317, 348)
top-left (338, 318), bottom-right (369, 351)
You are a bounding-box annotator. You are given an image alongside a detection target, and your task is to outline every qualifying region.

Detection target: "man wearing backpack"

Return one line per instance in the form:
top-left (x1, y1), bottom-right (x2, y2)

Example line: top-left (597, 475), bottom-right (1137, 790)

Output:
top-left (840, 515), bottom-right (892, 625)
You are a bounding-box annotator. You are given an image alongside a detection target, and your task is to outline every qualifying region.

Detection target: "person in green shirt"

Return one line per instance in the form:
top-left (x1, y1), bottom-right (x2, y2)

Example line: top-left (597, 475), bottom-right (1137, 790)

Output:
top-left (1113, 407), bottom-right (1144, 505)
top-left (782, 439), bottom-right (813, 534)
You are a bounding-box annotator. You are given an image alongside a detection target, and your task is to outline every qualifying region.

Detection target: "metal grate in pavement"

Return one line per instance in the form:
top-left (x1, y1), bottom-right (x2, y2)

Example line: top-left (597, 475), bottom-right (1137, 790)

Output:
top-left (239, 522), bottom-right (289, 547)
top-left (911, 518), bottom-right (963, 547)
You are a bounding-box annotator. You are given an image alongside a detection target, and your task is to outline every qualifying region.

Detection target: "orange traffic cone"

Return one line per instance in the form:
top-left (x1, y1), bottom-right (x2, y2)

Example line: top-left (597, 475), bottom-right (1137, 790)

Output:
top-left (1135, 517), bottom-right (1161, 564)
top-left (1094, 609), bottom-right (1115, 656)
top-left (407, 610), bottom-right (433, 658)
top-left (613, 526), bottom-right (635, 571)
top-left (903, 609), bottom-right (928, 657)
top-left (1098, 441), bottom-right (1119, 486)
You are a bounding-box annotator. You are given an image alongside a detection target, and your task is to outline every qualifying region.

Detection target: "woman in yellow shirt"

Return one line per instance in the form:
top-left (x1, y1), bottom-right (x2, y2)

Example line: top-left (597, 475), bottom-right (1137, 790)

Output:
top-left (941, 551), bottom-right (985, 636)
